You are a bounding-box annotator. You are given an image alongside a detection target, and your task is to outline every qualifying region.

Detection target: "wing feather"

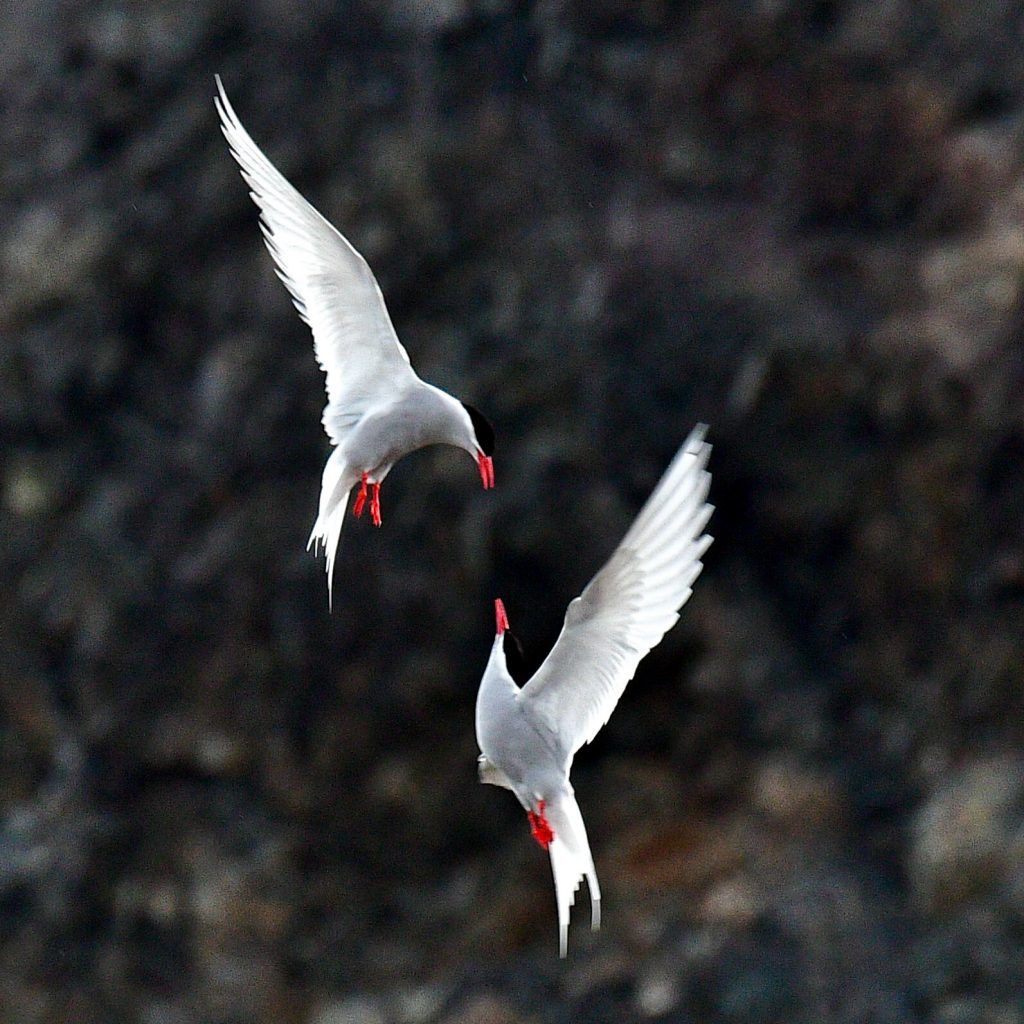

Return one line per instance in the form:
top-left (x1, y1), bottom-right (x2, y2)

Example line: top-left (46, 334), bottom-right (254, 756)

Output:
top-left (214, 76), bottom-right (418, 441)
top-left (520, 425), bottom-right (713, 755)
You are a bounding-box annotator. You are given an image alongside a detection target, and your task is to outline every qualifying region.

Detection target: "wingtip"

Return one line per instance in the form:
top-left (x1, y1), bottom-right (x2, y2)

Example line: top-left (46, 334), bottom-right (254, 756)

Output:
top-left (213, 74), bottom-right (241, 130)
top-left (688, 422), bottom-right (710, 452)
top-left (213, 74), bottom-right (232, 130)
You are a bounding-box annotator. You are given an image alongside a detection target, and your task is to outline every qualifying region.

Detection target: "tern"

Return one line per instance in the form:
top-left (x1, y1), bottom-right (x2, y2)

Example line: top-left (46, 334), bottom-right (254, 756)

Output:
top-left (214, 77), bottom-right (495, 603)
top-left (475, 425), bottom-right (713, 956)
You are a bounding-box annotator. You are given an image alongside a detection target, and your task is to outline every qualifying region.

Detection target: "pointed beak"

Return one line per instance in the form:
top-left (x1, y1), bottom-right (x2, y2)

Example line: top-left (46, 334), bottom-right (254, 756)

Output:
top-left (494, 597), bottom-right (509, 635)
top-left (477, 453), bottom-right (495, 490)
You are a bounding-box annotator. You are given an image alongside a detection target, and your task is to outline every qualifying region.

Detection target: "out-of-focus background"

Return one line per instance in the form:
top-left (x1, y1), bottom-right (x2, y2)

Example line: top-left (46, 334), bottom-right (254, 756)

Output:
top-left (2, 2), bottom-right (1023, 1022)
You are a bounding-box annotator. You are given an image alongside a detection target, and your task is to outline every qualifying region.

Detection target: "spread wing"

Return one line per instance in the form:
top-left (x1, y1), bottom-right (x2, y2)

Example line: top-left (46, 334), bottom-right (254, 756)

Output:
top-left (215, 76), bottom-right (418, 441)
top-left (520, 425), bottom-right (713, 756)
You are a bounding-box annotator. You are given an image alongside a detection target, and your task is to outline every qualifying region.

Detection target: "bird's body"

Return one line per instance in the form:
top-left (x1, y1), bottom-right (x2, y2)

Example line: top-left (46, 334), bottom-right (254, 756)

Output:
top-left (475, 425), bottom-right (713, 956)
top-left (335, 381), bottom-right (478, 478)
top-left (214, 77), bottom-right (494, 602)
top-left (476, 653), bottom-right (566, 801)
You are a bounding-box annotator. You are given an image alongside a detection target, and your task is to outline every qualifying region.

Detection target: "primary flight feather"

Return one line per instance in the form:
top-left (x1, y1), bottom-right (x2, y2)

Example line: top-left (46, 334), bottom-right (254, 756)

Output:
top-left (475, 425), bottom-right (713, 956)
top-left (214, 76), bottom-right (495, 604)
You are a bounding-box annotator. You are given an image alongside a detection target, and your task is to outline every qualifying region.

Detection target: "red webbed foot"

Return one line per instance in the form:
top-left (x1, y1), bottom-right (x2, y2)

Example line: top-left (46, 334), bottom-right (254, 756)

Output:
top-left (527, 800), bottom-right (554, 850)
top-left (370, 482), bottom-right (382, 527)
top-left (352, 473), bottom-right (369, 518)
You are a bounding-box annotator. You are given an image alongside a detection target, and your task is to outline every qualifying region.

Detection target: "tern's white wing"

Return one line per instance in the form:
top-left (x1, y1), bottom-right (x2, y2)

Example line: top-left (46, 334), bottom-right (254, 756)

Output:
top-left (215, 76), bottom-right (418, 440)
top-left (520, 425), bottom-right (713, 756)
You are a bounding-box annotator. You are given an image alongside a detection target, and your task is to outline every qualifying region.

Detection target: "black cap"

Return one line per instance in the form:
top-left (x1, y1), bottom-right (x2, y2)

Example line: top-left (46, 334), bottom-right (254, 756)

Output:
top-left (461, 402), bottom-right (495, 455)
top-left (503, 629), bottom-right (529, 685)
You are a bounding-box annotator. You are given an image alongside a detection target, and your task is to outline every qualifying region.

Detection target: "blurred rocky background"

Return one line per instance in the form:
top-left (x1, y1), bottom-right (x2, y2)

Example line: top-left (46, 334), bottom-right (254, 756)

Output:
top-left (2, 1), bottom-right (1024, 1021)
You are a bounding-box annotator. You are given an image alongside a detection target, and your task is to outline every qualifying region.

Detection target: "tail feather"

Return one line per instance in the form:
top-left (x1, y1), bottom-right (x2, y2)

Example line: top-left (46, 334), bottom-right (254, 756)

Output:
top-left (307, 448), bottom-right (355, 608)
top-left (545, 789), bottom-right (601, 957)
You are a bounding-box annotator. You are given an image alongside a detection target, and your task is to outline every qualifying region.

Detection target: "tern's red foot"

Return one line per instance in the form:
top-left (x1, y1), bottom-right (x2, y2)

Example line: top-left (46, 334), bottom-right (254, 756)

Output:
top-left (527, 800), bottom-right (554, 849)
top-left (370, 482), bottom-right (382, 527)
top-left (353, 473), bottom-right (369, 518)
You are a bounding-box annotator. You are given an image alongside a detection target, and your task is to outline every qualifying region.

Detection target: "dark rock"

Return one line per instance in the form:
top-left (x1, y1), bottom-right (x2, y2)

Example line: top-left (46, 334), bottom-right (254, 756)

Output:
top-left (2, 0), bottom-right (1023, 1021)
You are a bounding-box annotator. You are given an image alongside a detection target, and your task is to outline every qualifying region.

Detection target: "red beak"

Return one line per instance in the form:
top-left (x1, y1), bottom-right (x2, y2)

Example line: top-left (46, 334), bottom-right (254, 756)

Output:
top-left (477, 453), bottom-right (495, 489)
top-left (494, 597), bottom-right (509, 635)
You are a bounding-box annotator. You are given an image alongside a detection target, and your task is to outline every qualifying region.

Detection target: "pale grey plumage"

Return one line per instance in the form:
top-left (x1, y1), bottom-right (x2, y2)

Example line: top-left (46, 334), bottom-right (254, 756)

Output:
top-left (214, 76), bottom-right (493, 603)
top-left (522, 426), bottom-right (713, 753)
top-left (475, 425), bottom-right (713, 956)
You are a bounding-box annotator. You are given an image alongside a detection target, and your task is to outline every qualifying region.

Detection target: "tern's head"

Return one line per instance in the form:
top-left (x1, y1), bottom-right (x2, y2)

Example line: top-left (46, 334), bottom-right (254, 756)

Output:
top-left (491, 598), bottom-right (529, 683)
top-left (460, 402), bottom-right (495, 489)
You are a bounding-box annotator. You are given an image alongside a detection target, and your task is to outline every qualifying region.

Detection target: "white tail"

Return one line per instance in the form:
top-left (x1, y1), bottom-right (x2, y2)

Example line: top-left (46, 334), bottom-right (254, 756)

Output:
top-left (544, 789), bottom-right (601, 957)
top-left (306, 448), bottom-right (355, 608)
